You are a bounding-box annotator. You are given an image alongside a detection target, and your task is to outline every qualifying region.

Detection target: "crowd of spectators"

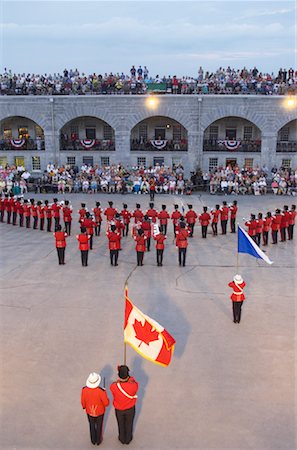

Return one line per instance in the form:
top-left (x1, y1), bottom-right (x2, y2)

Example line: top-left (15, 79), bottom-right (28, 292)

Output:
top-left (1, 66), bottom-right (296, 96)
top-left (1, 162), bottom-right (296, 196)
top-left (205, 165), bottom-right (297, 196)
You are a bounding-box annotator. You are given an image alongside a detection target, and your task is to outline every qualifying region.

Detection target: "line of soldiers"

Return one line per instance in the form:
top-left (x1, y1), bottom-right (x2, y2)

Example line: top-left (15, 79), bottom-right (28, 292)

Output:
top-left (244, 205), bottom-right (296, 246)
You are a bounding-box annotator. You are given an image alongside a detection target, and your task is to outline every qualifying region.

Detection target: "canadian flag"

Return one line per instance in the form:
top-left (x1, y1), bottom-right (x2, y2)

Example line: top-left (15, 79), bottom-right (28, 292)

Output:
top-left (124, 289), bottom-right (176, 367)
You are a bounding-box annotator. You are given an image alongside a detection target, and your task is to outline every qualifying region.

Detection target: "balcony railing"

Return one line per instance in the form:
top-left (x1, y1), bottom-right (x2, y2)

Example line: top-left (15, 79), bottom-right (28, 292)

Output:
top-left (203, 139), bottom-right (261, 153)
top-left (130, 139), bottom-right (188, 151)
top-left (60, 138), bottom-right (115, 151)
top-left (0, 138), bottom-right (45, 151)
top-left (276, 141), bottom-right (297, 153)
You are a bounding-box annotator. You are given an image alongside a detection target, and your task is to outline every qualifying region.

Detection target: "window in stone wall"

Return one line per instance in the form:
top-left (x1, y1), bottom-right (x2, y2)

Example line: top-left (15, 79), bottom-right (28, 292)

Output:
top-left (3, 128), bottom-right (12, 139)
top-left (280, 127), bottom-right (289, 141)
top-left (101, 156), bottom-right (110, 166)
top-left (103, 125), bottom-right (113, 140)
top-left (0, 156), bottom-right (8, 167)
top-left (209, 126), bottom-right (218, 140)
top-left (35, 125), bottom-right (44, 137)
top-left (173, 125), bottom-right (182, 141)
top-left (281, 159), bottom-right (291, 168)
top-left (86, 127), bottom-right (96, 139)
top-left (137, 157), bottom-right (146, 167)
top-left (244, 158), bottom-right (254, 168)
top-left (225, 128), bottom-right (236, 140)
top-left (138, 124), bottom-right (148, 141)
top-left (67, 156), bottom-right (76, 166)
top-left (83, 156), bottom-right (94, 166)
top-left (243, 126), bottom-right (253, 140)
top-left (209, 157), bottom-right (218, 171)
top-left (32, 156), bottom-right (41, 171)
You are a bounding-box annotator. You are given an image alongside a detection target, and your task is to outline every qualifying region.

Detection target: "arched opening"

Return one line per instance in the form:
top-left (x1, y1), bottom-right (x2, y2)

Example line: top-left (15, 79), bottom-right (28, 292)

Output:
top-left (276, 119), bottom-right (297, 153)
top-left (0, 116), bottom-right (45, 151)
top-left (60, 116), bottom-right (115, 151)
top-left (130, 116), bottom-right (188, 152)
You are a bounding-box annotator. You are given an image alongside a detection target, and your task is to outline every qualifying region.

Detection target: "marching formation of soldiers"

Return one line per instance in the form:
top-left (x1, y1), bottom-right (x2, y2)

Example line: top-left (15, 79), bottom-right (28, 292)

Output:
top-left (1, 193), bottom-right (296, 267)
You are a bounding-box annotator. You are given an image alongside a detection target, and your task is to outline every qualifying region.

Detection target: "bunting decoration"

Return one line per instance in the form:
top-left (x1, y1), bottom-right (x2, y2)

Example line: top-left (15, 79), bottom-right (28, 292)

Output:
top-left (10, 139), bottom-right (25, 148)
top-left (218, 140), bottom-right (241, 151)
top-left (80, 139), bottom-right (96, 149)
top-left (150, 140), bottom-right (168, 150)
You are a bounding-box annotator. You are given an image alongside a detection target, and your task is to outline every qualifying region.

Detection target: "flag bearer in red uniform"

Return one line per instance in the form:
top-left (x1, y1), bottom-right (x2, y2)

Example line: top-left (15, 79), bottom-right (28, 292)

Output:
top-left (121, 204), bottom-right (132, 237)
top-left (63, 200), bottom-right (72, 235)
top-left (52, 198), bottom-right (61, 231)
top-left (199, 206), bottom-right (211, 238)
top-left (134, 228), bottom-right (147, 266)
top-left (37, 201), bottom-right (45, 231)
top-left (53, 224), bottom-right (67, 265)
top-left (211, 204), bottom-right (220, 236)
top-left (77, 227), bottom-right (90, 267)
top-left (132, 203), bottom-right (143, 224)
top-left (81, 372), bottom-right (110, 446)
top-left (93, 201), bottom-right (102, 236)
top-left (271, 209), bottom-right (282, 244)
top-left (171, 204), bottom-right (181, 237)
top-left (158, 204), bottom-right (170, 235)
top-left (23, 199), bottom-right (31, 228)
top-left (280, 205), bottom-right (290, 242)
top-left (146, 202), bottom-right (158, 224)
top-left (82, 212), bottom-right (96, 250)
top-left (230, 200), bottom-right (238, 233)
top-left (245, 214), bottom-right (257, 243)
top-left (262, 212), bottom-right (272, 246)
top-left (104, 201), bottom-right (117, 222)
top-left (220, 201), bottom-right (229, 235)
top-left (255, 212), bottom-right (264, 246)
top-left (44, 200), bottom-right (52, 232)
top-left (107, 224), bottom-right (121, 266)
top-left (154, 231), bottom-right (166, 266)
top-left (110, 365), bottom-right (138, 445)
top-left (288, 204), bottom-right (296, 240)
top-left (176, 222), bottom-right (190, 266)
top-left (228, 274), bottom-right (246, 323)
top-left (185, 204), bottom-right (197, 237)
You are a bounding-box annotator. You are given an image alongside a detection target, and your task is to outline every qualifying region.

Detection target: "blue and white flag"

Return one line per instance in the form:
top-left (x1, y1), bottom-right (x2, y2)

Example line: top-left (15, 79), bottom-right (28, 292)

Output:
top-left (238, 225), bottom-right (273, 265)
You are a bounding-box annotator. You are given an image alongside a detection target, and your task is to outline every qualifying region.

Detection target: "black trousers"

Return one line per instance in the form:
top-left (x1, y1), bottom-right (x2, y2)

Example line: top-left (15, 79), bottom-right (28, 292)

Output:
top-left (221, 220), bottom-right (227, 234)
top-left (89, 234), bottom-right (93, 250)
top-left (232, 301), bottom-right (243, 323)
top-left (137, 251), bottom-right (144, 266)
top-left (7, 211), bottom-right (11, 224)
top-left (110, 250), bottom-right (119, 266)
top-left (19, 214), bottom-right (24, 227)
top-left (201, 225), bottom-right (208, 238)
top-left (40, 218), bottom-right (44, 231)
top-left (263, 230), bottom-right (268, 245)
top-left (212, 222), bottom-right (218, 235)
top-left (33, 216), bottom-right (38, 229)
top-left (156, 249), bottom-right (164, 266)
top-left (272, 230), bottom-right (278, 244)
top-left (54, 217), bottom-right (60, 231)
top-left (280, 227), bottom-right (287, 241)
top-left (65, 221), bottom-right (71, 235)
top-left (81, 250), bottom-right (88, 266)
top-left (87, 414), bottom-right (104, 445)
top-left (146, 237), bottom-right (151, 251)
top-left (178, 248), bottom-right (187, 266)
top-left (47, 217), bottom-right (52, 232)
top-left (124, 223), bottom-right (129, 237)
top-left (95, 222), bottom-right (101, 236)
top-left (0, 210), bottom-right (4, 222)
top-left (288, 224), bottom-right (294, 240)
top-left (188, 223), bottom-right (195, 237)
top-left (150, 190), bottom-right (155, 201)
top-left (160, 223), bottom-right (167, 235)
top-left (12, 211), bottom-right (17, 225)
top-left (251, 235), bottom-right (257, 243)
top-left (230, 217), bottom-right (236, 233)
top-left (115, 406), bottom-right (135, 445)
top-left (25, 216), bottom-right (30, 228)
top-left (56, 248), bottom-right (65, 264)
top-left (255, 232), bottom-right (261, 246)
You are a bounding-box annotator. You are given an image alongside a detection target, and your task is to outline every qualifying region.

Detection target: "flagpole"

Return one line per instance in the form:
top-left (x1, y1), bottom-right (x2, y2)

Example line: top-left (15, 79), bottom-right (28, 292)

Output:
top-left (236, 223), bottom-right (239, 273)
top-left (124, 282), bottom-right (128, 366)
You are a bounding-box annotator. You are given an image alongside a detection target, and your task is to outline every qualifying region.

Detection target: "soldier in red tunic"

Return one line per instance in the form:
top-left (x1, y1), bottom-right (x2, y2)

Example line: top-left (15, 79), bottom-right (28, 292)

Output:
top-left (228, 274), bottom-right (246, 323)
top-left (37, 201), bottom-right (45, 231)
top-left (104, 201), bottom-right (117, 222)
top-left (245, 214), bottom-right (257, 242)
top-left (229, 200), bottom-right (238, 233)
top-left (52, 198), bottom-right (61, 231)
top-left (185, 204), bottom-right (198, 237)
top-left (120, 204), bottom-right (132, 237)
top-left (106, 224), bottom-right (121, 266)
top-left (77, 227), bottom-right (91, 266)
top-left (171, 204), bottom-right (181, 237)
top-left (12, 196), bottom-right (18, 225)
top-left (220, 201), bottom-right (229, 235)
top-left (30, 198), bottom-right (38, 229)
top-left (211, 204), bottom-right (220, 236)
top-left (53, 224), bottom-right (67, 265)
top-left (5, 194), bottom-right (12, 224)
top-left (175, 222), bottom-right (190, 266)
top-left (154, 231), bottom-right (166, 266)
top-left (288, 204), bottom-right (296, 240)
top-left (146, 202), bottom-right (158, 224)
top-left (18, 198), bottom-right (24, 227)
top-left (262, 212), bottom-right (272, 246)
top-left (199, 206), bottom-right (211, 238)
top-left (280, 205), bottom-right (290, 242)
top-left (78, 203), bottom-right (88, 224)
top-left (141, 215), bottom-right (152, 251)
top-left (63, 200), bottom-right (72, 235)
top-left (114, 213), bottom-right (125, 250)
top-left (44, 200), bottom-right (52, 232)
top-left (132, 203), bottom-right (143, 224)
top-left (255, 212), bottom-right (264, 246)
top-left (134, 228), bottom-right (147, 266)
top-left (158, 204), bottom-right (170, 235)
top-left (82, 212), bottom-right (96, 250)
top-left (23, 199), bottom-right (31, 228)
top-left (93, 201), bottom-right (102, 236)
top-left (271, 209), bottom-right (282, 244)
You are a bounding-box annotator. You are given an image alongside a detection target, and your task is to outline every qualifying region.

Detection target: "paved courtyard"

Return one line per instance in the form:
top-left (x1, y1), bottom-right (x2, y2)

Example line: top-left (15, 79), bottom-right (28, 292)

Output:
top-left (0, 193), bottom-right (295, 450)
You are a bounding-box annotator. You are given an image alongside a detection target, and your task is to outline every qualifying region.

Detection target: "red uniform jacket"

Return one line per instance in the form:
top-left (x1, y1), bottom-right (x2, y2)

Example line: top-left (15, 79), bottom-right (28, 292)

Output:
top-left (228, 280), bottom-right (246, 302)
top-left (220, 206), bottom-right (229, 221)
top-left (141, 221), bottom-right (152, 238)
top-left (23, 204), bottom-right (31, 217)
top-left (82, 218), bottom-right (96, 235)
top-left (133, 209), bottom-right (144, 224)
top-left (38, 205), bottom-right (45, 219)
top-left (185, 210), bottom-right (197, 224)
top-left (176, 229), bottom-right (189, 248)
top-left (263, 217), bottom-right (272, 232)
top-left (54, 231), bottom-right (67, 248)
top-left (104, 207), bottom-right (117, 222)
top-left (121, 210), bottom-right (131, 224)
top-left (0, 198), bottom-right (5, 212)
top-left (211, 210), bottom-right (220, 223)
top-left (199, 212), bottom-right (211, 226)
top-left (230, 205), bottom-right (238, 219)
top-left (77, 233), bottom-right (90, 250)
top-left (93, 207), bottom-right (102, 223)
top-left (81, 386), bottom-right (110, 417)
top-left (154, 233), bottom-right (166, 249)
top-left (44, 205), bottom-right (52, 218)
top-left (146, 208), bottom-right (158, 223)
top-left (30, 205), bottom-right (38, 217)
top-left (12, 200), bottom-right (18, 213)
top-left (52, 203), bottom-right (61, 218)
top-left (158, 210), bottom-right (170, 225)
top-left (289, 210), bottom-right (296, 225)
top-left (271, 214), bottom-right (282, 231)
top-left (256, 219), bottom-right (263, 234)
top-left (280, 212), bottom-right (290, 228)
top-left (110, 377), bottom-right (138, 411)
top-left (134, 235), bottom-right (147, 252)
top-left (63, 206), bottom-right (72, 222)
top-left (107, 231), bottom-right (121, 250)
top-left (245, 220), bottom-right (257, 236)
top-left (78, 208), bottom-right (87, 222)
top-left (171, 210), bottom-right (181, 224)
top-left (18, 202), bottom-right (24, 214)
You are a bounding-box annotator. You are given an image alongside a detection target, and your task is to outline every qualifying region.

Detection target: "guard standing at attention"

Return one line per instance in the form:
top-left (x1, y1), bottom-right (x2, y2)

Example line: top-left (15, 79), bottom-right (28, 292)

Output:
top-left (104, 201), bottom-right (117, 222)
top-left (229, 200), bottom-right (238, 233)
top-left (280, 205), bottom-right (290, 242)
top-left (220, 201), bottom-right (229, 235)
top-left (199, 206), bottom-right (211, 238)
top-left (255, 212), bottom-right (263, 246)
top-left (120, 204), bottom-right (132, 237)
top-left (171, 204), bottom-right (181, 237)
top-left (134, 228), bottom-right (147, 266)
top-left (18, 198), bottom-right (24, 227)
top-left (288, 204), bottom-right (296, 240)
top-left (271, 209), bottom-right (282, 244)
top-left (158, 204), bottom-right (170, 235)
top-left (93, 202), bottom-right (102, 236)
top-left (141, 215), bottom-right (152, 251)
top-left (175, 222), bottom-right (190, 266)
top-left (185, 204), bottom-right (198, 237)
top-left (81, 372), bottom-right (110, 446)
top-left (44, 200), bottom-right (52, 232)
top-left (228, 274), bottom-right (246, 324)
top-left (23, 199), bottom-right (31, 228)
top-left (146, 202), bottom-right (158, 224)
top-left (245, 214), bottom-right (257, 242)
top-left (12, 197), bottom-right (18, 225)
top-left (132, 203), bottom-right (144, 224)
top-left (53, 224), bottom-right (67, 265)
top-left (107, 224), bottom-right (121, 266)
top-left (110, 365), bottom-right (138, 445)
top-left (78, 203), bottom-right (88, 224)
top-left (77, 227), bottom-right (91, 267)
top-left (154, 231), bottom-right (166, 266)
top-left (63, 200), bottom-right (72, 235)
top-left (262, 212), bottom-right (272, 246)
top-left (37, 201), bottom-right (45, 231)
top-left (82, 212), bottom-right (96, 250)
top-left (52, 198), bottom-right (61, 231)
top-left (211, 205), bottom-right (220, 236)
top-left (30, 199), bottom-right (38, 230)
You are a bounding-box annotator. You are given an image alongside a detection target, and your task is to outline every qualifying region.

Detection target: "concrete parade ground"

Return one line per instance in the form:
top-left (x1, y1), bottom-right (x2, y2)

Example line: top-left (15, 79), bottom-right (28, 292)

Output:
top-left (0, 192), bottom-right (295, 450)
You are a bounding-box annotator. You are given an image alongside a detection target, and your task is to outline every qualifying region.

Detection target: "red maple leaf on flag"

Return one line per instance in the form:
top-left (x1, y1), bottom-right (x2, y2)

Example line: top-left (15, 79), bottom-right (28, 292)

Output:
top-left (133, 319), bottom-right (160, 347)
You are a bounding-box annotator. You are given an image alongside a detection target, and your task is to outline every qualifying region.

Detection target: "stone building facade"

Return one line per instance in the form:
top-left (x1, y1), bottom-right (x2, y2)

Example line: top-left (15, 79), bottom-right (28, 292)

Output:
top-left (0, 95), bottom-right (296, 174)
